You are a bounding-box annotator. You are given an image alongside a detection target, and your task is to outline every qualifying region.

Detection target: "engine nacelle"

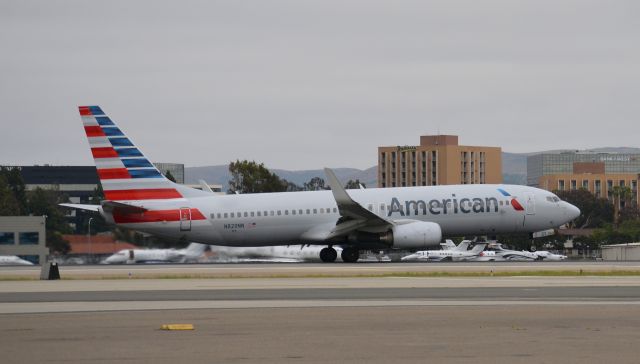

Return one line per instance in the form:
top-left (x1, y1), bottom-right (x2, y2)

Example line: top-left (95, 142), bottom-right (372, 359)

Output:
top-left (382, 221), bottom-right (442, 250)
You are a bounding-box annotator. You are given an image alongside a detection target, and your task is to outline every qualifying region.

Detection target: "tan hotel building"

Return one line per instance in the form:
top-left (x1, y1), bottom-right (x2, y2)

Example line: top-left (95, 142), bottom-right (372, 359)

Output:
top-left (377, 135), bottom-right (502, 188)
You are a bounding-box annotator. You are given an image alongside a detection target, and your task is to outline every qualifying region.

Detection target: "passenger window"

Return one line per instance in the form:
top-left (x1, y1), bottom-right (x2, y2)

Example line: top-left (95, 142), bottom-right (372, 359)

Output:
top-left (250, 212), bottom-right (255, 217)
top-left (367, 204), bottom-right (373, 211)
top-left (277, 210), bottom-right (281, 216)
top-left (210, 213), bottom-right (215, 219)
top-left (306, 209), bottom-right (310, 214)
top-left (313, 209), bottom-right (317, 214)
top-left (230, 213), bottom-right (234, 218)
top-left (224, 213), bottom-right (228, 218)
top-left (292, 210), bottom-right (296, 215)
top-left (505, 200), bottom-right (510, 205)
top-left (299, 209), bottom-right (303, 215)
top-left (244, 212), bottom-right (248, 217)
top-left (333, 208), bottom-right (337, 213)
top-left (217, 213), bottom-right (221, 219)
top-left (320, 208), bottom-right (324, 213)
top-left (270, 211), bottom-right (274, 216)
top-left (257, 211), bottom-right (261, 217)
top-left (500, 201), bottom-right (504, 206)
top-left (265, 211), bottom-right (269, 216)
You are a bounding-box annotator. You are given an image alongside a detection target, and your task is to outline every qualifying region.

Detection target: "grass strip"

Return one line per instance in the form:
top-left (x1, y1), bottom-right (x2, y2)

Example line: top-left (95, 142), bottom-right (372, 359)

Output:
top-left (3, 269), bottom-right (640, 281)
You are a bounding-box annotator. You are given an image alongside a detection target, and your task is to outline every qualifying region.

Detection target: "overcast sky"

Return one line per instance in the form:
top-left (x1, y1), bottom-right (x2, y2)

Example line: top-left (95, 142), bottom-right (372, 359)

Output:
top-left (1, 0), bottom-right (639, 170)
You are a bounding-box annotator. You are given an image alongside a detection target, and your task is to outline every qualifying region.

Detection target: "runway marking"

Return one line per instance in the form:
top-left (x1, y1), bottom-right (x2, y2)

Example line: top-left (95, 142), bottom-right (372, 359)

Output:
top-left (3, 299), bottom-right (640, 314)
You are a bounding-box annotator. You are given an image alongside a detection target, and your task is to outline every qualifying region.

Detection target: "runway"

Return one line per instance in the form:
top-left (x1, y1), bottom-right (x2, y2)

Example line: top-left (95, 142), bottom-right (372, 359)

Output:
top-left (3, 267), bottom-right (640, 362)
top-left (3, 261), bottom-right (640, 279)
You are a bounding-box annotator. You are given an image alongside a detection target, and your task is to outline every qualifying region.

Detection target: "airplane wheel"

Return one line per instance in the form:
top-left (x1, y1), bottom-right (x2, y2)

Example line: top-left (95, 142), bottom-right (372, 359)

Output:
top-left (341, 247), bottom-right (359, 263)
top-left (320, 247), bottom-right (337, 263)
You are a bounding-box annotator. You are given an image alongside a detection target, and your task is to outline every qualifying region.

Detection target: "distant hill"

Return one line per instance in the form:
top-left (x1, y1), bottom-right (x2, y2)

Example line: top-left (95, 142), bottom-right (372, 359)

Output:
top-left (185, 165), bottom-right (377, 191)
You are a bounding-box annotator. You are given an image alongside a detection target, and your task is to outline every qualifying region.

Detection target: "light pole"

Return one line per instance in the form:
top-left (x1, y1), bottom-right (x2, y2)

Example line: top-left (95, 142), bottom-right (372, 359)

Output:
top-left (88, 217), bottom-right (94, 264)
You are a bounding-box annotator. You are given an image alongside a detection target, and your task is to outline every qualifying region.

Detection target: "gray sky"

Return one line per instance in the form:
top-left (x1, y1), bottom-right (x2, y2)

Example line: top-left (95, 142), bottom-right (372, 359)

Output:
top-left (1, 0), bottom-right (639, 170)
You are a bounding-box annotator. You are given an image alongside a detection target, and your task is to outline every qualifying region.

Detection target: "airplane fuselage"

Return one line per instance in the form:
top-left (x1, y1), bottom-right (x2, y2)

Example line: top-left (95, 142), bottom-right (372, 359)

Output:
top-left (103, 184), bottom-right (578, 249)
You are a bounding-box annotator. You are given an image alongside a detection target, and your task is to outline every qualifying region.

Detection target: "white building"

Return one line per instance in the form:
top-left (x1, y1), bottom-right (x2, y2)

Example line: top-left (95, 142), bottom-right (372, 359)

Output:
top-left (0, 216), bottom-right (49, 264)
top-left (601, 242), bottom-right (640, 261)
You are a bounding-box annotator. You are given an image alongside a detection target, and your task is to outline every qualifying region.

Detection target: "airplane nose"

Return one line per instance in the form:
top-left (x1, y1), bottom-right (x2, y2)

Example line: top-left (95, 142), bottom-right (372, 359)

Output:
top-left (564, 202), bottom-right (581, 220)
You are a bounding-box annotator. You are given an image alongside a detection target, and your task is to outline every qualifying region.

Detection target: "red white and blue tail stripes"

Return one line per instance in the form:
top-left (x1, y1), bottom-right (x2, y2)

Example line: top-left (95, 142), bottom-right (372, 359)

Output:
top-left (79, 106), bottom-right (183, 201)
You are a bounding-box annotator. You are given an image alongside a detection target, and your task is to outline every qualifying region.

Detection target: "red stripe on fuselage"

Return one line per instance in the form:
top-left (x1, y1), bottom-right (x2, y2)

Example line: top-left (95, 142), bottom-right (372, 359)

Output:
top-left (97, 168), bottom-right (131, 180)
top-left (84, 125), bottom-right (105, 137)
top-left (91, 147), bottom-right (119, 158)
top-left (113, 208), bottom-right (206, 224)
top-left (104, 188), bottom-right (183, 200)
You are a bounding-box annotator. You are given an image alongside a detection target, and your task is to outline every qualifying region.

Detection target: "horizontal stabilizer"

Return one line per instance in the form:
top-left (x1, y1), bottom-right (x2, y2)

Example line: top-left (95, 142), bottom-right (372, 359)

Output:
top-left (102, 201), bottom-right (147, 213)
top-left (59, 203), bottom-right (101, 212)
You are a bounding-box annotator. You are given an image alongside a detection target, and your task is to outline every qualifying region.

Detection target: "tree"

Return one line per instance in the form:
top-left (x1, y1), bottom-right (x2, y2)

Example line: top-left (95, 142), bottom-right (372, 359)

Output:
top-left (0, 175), bottom-right (22, 216)
top-left (345, 179), bottom-right (365, 189)
top-left (619, 204), bottom-right (640, 224)
top-left (284, 179), bottom-right (302, 192)
top-left (592, 220), bottom-right (640, 245)
top-left (303, 177), bottom-right (326, 191)
top-left (0, 167), bottom-right (27, 214)
top-left (164, 170), bottom-right (177, 183)
top-left (228, 160), bottom-right (287, 193)
top-left (555, 189), bottom-right (613, 228)
top-left (611, 186), bottom-right (633, 228)
top-left (27, 187), bottom-right (72, 254)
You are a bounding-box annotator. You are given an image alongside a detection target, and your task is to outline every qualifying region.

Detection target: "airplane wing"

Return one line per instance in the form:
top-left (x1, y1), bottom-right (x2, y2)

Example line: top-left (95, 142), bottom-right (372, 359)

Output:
top-left (323, 168), bottom-right (393, 239)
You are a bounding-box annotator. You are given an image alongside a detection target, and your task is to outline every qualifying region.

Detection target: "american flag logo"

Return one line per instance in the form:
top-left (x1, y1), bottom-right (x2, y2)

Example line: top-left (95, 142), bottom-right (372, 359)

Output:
top-left (248, 222), bottom-right (257, 229)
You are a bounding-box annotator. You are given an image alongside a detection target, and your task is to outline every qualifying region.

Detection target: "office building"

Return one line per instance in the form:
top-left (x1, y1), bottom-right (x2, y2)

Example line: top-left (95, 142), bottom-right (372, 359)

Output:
top-left (528, 151), bottom-right (640, 207)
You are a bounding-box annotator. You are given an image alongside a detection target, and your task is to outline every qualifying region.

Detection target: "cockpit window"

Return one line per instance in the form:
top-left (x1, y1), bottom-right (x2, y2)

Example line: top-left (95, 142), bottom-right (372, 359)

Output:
top-left (546, 196), bottom-right (561, 202)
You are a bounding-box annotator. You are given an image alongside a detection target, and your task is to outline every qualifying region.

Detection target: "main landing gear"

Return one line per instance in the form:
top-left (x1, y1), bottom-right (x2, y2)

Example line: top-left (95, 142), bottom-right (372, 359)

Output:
top-left (341, 247), bottom-right (359, 263)
top-left (319, 246), bottom-right (361, 263)
top-left (320, 247), bottom-right (338, 263)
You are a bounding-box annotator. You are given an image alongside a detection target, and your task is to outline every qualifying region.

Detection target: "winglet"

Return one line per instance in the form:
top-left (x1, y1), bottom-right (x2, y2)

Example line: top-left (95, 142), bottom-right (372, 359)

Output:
top-left (198, 179), bottom-right (215, 193)
top-left (324, 168), bottom-right (352, 208)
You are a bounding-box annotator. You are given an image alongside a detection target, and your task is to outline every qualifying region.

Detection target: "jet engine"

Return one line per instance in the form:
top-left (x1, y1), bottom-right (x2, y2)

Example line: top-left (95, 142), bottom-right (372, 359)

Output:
top-left (381, 221), bottom-right (442, 250)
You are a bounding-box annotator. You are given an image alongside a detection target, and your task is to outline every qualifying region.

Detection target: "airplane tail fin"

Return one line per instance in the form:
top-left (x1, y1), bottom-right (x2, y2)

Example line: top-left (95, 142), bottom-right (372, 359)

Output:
top-left (441, 239), bottom-right (456, 250)
top-left (79, 106), bottom-right (205, 202)
top-left (455, 240), bottom-right (471, 251)
top-left (469, 243), bottom-right (487, 254)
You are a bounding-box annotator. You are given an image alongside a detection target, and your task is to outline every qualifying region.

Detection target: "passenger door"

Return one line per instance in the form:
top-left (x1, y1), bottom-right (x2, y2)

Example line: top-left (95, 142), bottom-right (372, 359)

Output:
top-left (179, 207), bottom-right (192, 231)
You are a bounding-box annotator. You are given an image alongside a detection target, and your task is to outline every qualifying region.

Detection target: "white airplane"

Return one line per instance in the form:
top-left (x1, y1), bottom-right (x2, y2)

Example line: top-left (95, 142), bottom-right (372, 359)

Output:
top-left (533, 250), bottom-right (568, 261)
top-left (401, 243), bottom-right (486, 262)
top-left (469, 243), bottom-right (537, 262)
top-left (103, 243), bottom-right (207, 264)
top-left (62, 106), bottom-right (581, 263)
top-left (0, 255), bottom-right (34, 265)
